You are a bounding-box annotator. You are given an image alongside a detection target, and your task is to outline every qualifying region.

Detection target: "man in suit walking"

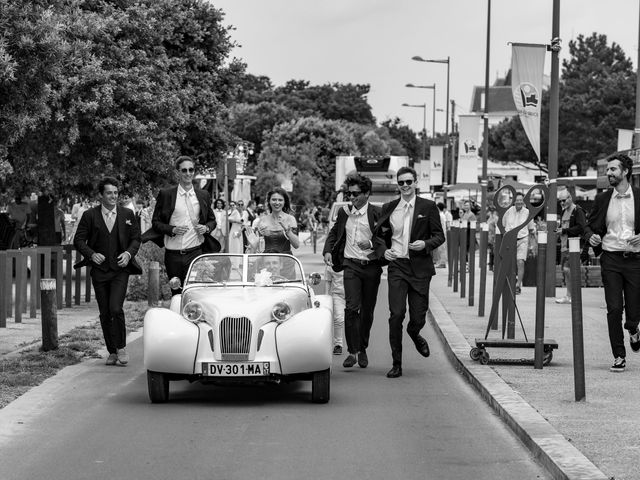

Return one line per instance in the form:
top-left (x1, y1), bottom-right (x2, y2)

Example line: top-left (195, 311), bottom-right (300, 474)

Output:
top-left (585, 153), bottom-right (640, 372)
top-left (375, 166), bottom-right (445, 378)
top-left (74, 177), bottom-right (142, 366)
top-left (323, 174), bottom-right (384, 369)
top-left (149, 156), bottom-right (218, 295)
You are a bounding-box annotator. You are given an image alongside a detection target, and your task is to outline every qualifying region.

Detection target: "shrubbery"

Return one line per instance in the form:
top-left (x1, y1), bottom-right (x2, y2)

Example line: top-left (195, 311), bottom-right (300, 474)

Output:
top-left (126, 242), bottom-right (171, 301)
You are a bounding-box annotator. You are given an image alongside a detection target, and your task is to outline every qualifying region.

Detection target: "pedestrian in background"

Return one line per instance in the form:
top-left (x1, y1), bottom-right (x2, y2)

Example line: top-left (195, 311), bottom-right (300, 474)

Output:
top-left (325, 266), bottom-right (345, 355)
top-left (486, 206), bottom-right (499, 271)
top-left (555, 189), bottom-right (586, 304)
top-left (73, 177), bottom-right (141, 366)
top-left (433, 202), bottom-right (448, 268)
top-left (375, 166), bottom-right (445, 378)
top-left (323, 174), bottom-right (383, 370)
top-left (146, 156), bottom-right (218, 295)
top-left (212, 198), bottom-right (227, 252)
top-left (585, 153), bottom-right (640, 372)
top-left (502, 192), bottom-right (536, 295)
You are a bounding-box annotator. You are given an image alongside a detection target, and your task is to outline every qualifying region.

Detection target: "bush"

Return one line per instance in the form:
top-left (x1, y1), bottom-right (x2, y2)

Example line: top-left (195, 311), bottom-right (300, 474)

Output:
top-left (126, 242), bottom-right (171, 301)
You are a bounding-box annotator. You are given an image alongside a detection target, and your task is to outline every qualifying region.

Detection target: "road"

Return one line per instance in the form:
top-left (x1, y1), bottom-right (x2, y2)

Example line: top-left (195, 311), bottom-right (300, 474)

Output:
top-left (0, 247), bottom-right (550, 480)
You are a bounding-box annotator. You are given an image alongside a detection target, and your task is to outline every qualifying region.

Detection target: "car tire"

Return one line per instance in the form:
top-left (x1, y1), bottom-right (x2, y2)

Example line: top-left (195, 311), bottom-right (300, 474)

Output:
top-left (311, 368), bottom-right (330, 404)
top-left (147, 370), bottom-right (169, 403)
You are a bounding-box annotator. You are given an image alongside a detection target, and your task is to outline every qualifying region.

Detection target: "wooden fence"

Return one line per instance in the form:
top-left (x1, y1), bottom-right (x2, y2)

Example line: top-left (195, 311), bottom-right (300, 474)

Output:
top-left (0, 245), bottom-right (93, 328)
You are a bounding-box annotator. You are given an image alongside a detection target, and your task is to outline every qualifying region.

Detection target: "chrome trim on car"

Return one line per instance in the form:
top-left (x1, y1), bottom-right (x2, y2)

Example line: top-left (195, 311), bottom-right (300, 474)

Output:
top-left (220, 316), bottom-right (252, 360)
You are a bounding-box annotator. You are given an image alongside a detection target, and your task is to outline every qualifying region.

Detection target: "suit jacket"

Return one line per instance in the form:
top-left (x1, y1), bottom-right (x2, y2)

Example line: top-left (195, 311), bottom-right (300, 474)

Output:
top-left (375, 196), bottom-right (445, 277)
top-left (73, 205), bottom-right (142, 275)
top-left (322, 203), bottom-right (385, 272)
top-left (145, 186), bottom-right (220, 253)
top-left (584, 186), bottom-right (640, 257)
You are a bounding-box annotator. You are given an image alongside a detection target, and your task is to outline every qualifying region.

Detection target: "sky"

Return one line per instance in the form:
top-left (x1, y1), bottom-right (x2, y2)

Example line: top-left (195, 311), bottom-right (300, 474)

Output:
top-left (212, 0), bottom-right (640, 135)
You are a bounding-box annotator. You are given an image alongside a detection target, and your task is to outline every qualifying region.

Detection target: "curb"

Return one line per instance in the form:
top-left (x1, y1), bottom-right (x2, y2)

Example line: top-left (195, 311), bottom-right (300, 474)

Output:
top-left (428, 292), bottom-right (608, 480)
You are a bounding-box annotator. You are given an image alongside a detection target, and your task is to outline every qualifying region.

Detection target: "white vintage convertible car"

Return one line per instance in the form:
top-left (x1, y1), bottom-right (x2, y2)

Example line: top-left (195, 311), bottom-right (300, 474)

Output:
top-left (143, 253), bottom-right (333, 404)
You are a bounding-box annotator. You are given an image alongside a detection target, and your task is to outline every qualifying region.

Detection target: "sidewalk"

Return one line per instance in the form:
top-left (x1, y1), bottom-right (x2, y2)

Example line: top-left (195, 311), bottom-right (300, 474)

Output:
top-left (0, 302), bottom-right (99, 357)
top-left (428, 266), bottom-right (634, 480)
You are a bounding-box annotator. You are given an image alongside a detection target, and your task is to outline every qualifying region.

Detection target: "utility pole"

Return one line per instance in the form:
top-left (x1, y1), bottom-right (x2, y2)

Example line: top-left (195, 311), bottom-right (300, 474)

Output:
top-left (635, 1), bottom-right (640, 148)
top-left (450, 99), bottom-right (457, 184)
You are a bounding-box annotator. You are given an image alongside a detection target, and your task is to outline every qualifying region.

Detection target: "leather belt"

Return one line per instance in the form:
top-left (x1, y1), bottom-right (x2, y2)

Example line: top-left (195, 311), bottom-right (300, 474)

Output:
top-left (345, 257), bottom-right (372, 266)
top-left (605, 250), bottom-right (640, 259)
top-left (165, 245), bottom-right (202, 255)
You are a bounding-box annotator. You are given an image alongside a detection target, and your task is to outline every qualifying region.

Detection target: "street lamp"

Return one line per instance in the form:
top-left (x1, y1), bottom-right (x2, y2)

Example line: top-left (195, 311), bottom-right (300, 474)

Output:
top-left (401, 102), bottom-right (427, 160)
top-left (412, 56), bottom-right (450, 182)
top-left (406, 83), bottom-right (436, 139)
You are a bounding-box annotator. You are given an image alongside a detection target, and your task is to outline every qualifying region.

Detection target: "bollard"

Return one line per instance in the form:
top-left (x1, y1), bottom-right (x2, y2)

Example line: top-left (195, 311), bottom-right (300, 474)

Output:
top-left (451, 221), bottom-right (460, 293)
top-left (40, 278), bottom-right (59, 351)
top-left (148, 261), bottom-right (160, 306)
top-left (468, 221), bottom-right (476, 307)
top-left (459, 220), bottom-right (467, 298)
top-left (0, 252), bottom-right (6, 328)
top-left (534, 232), bottom-right (547, 369)
top-left (14, 251), bottom-right (25, 323)
top-left (569, 237), bottom-right (585, 401)
top-left (478, 222), bottom-right (488, 317)
top-left (491, 232), bottom-right (502, 330)
top-left (64, 245), bottom-right (73, 308)
top-left (446, 227), bottom-right (453, 287)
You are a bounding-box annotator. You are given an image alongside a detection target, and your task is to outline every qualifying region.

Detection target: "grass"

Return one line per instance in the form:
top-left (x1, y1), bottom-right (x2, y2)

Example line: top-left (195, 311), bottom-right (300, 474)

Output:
top-left (0, 301), bottom-right (149, 409)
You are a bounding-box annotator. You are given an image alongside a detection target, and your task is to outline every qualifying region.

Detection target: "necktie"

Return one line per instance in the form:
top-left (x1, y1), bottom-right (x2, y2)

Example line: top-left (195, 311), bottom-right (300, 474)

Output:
top-left (401, 203), bottom-right (412, 255)
top-left (184, 192), bottom-right (197, 225)
top-left (105, 211), bottom-right (115, 233)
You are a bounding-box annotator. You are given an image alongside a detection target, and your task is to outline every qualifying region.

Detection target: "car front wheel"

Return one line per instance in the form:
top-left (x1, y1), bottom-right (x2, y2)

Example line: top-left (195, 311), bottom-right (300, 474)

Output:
top-left (147, 370), bottom-right (169, 403)
top-left (311, 368), bottom-right (330, 404)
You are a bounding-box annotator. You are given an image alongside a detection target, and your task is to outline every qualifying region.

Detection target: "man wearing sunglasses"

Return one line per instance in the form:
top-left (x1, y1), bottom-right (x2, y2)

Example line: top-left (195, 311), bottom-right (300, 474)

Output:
top-left (374, 166), bottom-right (445, 378)
top-left (147, 156), bottom-right (219, 295)
top-left (323, 174), bottom-right (384, 369)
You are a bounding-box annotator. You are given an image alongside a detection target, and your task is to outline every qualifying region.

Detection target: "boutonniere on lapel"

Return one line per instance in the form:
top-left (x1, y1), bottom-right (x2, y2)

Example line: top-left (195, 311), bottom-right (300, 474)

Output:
top-left (125, 219), bottom-right (132, 226)
top-left (417, 214), bottom-right (425, 219)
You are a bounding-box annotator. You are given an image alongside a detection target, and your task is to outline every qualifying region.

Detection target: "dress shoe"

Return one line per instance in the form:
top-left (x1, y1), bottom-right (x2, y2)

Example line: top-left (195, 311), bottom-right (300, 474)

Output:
top-left (357, 351), bottom-right (368, 368)
top-left (631, 329), bottom-right (640, 352)
top-left (333, 345), bottom-right (343, 355)
top-left (343, 354), bottom-right (357, 368)
top-left (106, 353), bottom-right (118, 366)
top-left (116, 348), bottom-right (129, 366)
top-left (413, 335), bottom-right (430, 357)
top-left (386, 366), bottom-right (402, 378)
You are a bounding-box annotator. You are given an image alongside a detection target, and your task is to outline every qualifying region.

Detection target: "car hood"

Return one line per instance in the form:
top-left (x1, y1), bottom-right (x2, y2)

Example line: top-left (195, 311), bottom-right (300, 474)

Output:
top-left (183, 286), bottom-right (310, 323)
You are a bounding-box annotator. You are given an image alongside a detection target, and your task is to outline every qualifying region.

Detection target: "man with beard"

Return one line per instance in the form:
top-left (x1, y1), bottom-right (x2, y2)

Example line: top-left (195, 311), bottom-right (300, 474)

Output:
top-left (323, 174), bottom-right (384, 370)
top-left (585, 154), bottom-right (640, 372)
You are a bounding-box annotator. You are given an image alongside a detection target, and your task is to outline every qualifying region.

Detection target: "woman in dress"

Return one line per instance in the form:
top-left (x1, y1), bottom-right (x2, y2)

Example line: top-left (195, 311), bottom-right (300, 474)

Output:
top-left (212, 198), bottom-right (228, 252)
top-left (227, 200), bottom-right (243, 254)
top-left (257, 188), bottom-right (299, 254)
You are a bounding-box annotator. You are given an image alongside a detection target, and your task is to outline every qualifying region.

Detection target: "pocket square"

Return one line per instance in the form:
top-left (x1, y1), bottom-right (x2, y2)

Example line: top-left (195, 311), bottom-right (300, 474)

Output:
top-left (417, 214), bottom-right (426, 219)
top-left (125, 219), bottom-right (132, 225)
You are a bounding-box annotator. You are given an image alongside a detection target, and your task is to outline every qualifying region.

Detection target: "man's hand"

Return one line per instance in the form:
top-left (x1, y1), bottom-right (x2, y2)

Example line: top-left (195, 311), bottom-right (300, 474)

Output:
top-left (356, 239), bottom-right (371, 250)
top-left (408, 240), bottom-right (425, 251)
top-left (589, 234), bottom-right (602, 247)
top-left (627, 234), bottom-right (640, 248)
top-left (117, 252), bottom-right (130, 267)
top-left (324, 253), bottom-right (333, 266)
top-left (194, 224), bottom-right (208, 235)
top-left (384, 249), bottom-right (398, 261)
top-left (91, 253), bottom-right (106, 265)
top-left (172, 225), bottom-right (189, 235)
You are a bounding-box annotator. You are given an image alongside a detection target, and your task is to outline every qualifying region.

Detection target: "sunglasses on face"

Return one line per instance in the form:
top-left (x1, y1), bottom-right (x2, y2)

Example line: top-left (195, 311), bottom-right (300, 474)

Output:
top-left (180, 168), bottom-right (195, 173)
top-left (397, 179), bottom-right (414, 186)
top-left (345, 191), bottom-right (362, 198)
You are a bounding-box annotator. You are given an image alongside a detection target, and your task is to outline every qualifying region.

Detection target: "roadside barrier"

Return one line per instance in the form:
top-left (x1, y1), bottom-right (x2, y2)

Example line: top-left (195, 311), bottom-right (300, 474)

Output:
top-left (0, 245), bottom-right (93, 328)
top-left (569, 237), bottom-right (586, 401)
top-left (40, 278), bottom-right (58, 351)
top-left (468, 221), bottom-right (476, 307)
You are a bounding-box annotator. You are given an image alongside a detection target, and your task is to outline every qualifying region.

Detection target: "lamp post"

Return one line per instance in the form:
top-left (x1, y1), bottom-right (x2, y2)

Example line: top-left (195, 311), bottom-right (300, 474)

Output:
top-left (401, 103), bottom-right (427, 160)
top-left (412, 56), bottom-right (450, 183)
top-left (405, 83), bottom-right (436, 140)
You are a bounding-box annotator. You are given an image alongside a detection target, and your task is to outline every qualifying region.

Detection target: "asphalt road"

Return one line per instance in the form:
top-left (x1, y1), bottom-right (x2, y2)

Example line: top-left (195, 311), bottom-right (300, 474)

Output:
top-left (0, 248), bottom-right (550, 480)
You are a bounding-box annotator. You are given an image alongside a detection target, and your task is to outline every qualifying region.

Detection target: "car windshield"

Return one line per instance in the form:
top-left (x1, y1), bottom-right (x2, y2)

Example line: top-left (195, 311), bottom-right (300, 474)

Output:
top-left (185, 254), bottom-right (304, 285)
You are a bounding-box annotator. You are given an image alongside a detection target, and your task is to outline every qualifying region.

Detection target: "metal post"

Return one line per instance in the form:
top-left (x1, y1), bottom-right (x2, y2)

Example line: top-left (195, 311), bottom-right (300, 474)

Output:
top-left (223, 156), bottom-right (230, 253)
top-left (478, 222), bottom-right (488, 316)
top-left (40, 278), bottom-right (58, 351)
top-left (432, 85), bottom-right (436, 139)
top-left (0, 251), bottom-right (6, 328)
top-left (468, 221), bottom-right (476, 306)
top-left (148, 261), bottom-right (160, 307)
top-left (635, 1), bottom-right (640, 149)
top-left (569, 237), bottom-right (585, 401)
top-left (492, 232), bottom-right (501, 330)
top-left (459, 220), bottom-right (467, 298)
top-left (534, 232), bottom-right (548, 369)
top-left (451, 221), bottom-right (460, 293)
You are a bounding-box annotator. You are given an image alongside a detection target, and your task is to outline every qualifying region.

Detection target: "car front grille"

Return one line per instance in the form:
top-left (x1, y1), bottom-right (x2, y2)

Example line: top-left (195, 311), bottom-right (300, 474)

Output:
top-left (219, 316), bottom-right (252, 360)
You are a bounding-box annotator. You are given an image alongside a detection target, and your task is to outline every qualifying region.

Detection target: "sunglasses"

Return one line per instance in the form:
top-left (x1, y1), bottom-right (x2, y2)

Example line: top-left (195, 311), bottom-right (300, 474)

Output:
top-left (180, 168), bottom-right (195, 173)
top-left (397, 179), bottom-right (414, 186)
top-left (345, 191), bottom-right (363, 197)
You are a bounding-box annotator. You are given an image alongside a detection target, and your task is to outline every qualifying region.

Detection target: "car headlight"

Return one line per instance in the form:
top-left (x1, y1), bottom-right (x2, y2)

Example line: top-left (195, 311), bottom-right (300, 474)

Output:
top-left (169, 276), bottom-right (182, 291)
top-left (182, 301), bottom-right (204, 323)
top-left (271, 302), bottom-right (292, 323)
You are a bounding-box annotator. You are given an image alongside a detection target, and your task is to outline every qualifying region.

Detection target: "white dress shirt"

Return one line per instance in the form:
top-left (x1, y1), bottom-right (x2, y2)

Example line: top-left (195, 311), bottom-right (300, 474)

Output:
top-left (344, 203), bottom-right (373, 261)
top-left (390, 196), bottom-right (416, 259)
top-left (165, 185), bottom-right (202, 250)
top-left (603, 186), bottom-right (638, 252)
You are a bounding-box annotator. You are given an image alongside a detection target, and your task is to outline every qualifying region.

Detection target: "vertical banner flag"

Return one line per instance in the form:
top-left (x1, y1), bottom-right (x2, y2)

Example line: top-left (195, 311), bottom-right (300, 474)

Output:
top-left (457, 114), bottom-right (481, 183)
top-left (511, 43), bottom-right (546, 161)
top-left (417, 160), bottom-right (430, 192)
top-left (430, 145), bottom-right (443, 186)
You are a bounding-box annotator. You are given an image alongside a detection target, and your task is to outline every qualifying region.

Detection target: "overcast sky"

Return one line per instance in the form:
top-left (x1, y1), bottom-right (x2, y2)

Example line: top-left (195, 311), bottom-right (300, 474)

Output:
top-left (212, 0), bottom-right (640, 134)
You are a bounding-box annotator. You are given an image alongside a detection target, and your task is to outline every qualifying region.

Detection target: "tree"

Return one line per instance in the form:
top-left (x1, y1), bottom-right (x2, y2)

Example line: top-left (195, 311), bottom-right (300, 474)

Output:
top-left (381, 117), bottom-right (421, 160)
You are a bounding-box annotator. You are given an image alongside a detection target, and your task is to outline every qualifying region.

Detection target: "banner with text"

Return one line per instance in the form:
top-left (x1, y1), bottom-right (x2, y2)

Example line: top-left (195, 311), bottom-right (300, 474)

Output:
top-left (511, 43), bottom-right (546, 161)
top-left (457, 114), bottom-right (480, 183)
top-left (430, 145), bottom-right (443, 187)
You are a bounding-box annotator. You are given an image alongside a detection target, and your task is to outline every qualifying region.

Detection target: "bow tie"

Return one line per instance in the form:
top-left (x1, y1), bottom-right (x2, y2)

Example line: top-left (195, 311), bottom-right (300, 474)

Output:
top-left (615, 193), bottom-right (631, 199)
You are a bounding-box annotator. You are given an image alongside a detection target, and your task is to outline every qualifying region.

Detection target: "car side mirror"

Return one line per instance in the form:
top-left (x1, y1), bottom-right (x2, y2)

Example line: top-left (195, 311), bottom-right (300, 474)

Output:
top-left (308, 272), bottom-right (322, 286)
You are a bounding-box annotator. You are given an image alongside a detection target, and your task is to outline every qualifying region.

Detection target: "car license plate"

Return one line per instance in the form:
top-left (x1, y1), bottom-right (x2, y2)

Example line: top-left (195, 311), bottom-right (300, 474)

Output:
top-left (203, 362), bottom-right (270, 377)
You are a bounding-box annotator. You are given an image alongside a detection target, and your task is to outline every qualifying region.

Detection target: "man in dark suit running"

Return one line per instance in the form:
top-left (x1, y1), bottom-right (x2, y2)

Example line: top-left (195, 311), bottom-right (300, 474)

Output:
top-left (323, 174), bottom-right (384, 369)
top-left (375, 166), bottom-right (444, 378)
top-left (151, 156), bottom-right (217, 295)
top-left (585, 153), bottom-right (640, 372)
top-left (74, 177), bottom-right (141, 366)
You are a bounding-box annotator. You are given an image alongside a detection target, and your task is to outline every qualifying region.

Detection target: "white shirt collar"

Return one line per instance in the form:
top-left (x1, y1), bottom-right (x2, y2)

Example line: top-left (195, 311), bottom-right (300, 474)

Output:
top-left (101, 206), bottom-right (116, 217)
top-left (350, 202), bottom-right (369, 215)
top-left (178, 184), bottom-right (194, 196)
